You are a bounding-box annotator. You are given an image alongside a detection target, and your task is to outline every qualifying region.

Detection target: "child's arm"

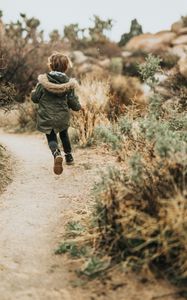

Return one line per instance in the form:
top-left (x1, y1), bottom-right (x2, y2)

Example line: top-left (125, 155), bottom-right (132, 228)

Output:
top-left (67, 89), bottom-right (81, 111)
top-left (31, 83), bottom-right (43, 103)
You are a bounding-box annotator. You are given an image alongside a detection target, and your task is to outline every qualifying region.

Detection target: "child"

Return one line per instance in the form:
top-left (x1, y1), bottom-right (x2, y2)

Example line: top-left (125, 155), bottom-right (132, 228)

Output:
top-left (31, 52), bottom-right (82, 175)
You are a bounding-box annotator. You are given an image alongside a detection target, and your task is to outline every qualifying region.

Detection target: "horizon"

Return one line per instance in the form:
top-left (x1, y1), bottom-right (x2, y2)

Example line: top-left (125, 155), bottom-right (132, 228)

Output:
top-left (1, 0), bottom-right (187, 41)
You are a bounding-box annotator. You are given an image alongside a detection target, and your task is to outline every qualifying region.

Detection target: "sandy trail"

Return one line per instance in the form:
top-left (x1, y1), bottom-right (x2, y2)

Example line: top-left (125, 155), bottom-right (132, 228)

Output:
top-left (0, 132), bottom-right (106, 300)
top-left (0, 132), bottom-right (185, 300)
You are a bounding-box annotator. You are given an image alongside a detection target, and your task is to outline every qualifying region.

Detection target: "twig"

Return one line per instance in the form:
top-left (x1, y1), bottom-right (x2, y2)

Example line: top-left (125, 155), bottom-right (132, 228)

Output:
top-left (152, 292), bottom-right (181, 300)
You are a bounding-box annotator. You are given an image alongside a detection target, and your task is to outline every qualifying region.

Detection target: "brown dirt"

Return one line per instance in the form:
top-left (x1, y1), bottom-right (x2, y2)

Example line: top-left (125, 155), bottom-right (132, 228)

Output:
top-left (0, 131), bottom-right (185, 300)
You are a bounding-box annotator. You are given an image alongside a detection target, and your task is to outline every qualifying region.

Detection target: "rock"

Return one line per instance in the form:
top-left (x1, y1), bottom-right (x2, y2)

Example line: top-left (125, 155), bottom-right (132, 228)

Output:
top-left (178, 57), bottom-right (187, 78)
top-left (98, 58), bottom-right (111, 68)
top-left (179, 27), bottom-right (187, 35)
top-left (172, 35), bottom-right (187, 45)
top-left (72, 51), bottom-right (88, 65)
top-left (155, 73), bottom-right (168, 83)
top-left (171, 21), bottom-right (183, 33)
top-left (77, 63), bottom-right (103, 74)
top-left (83, 47), bottom-right (100, 58)
top-left (125, 31), bottom-right (176, 52)
top-left (169, 45), bottom-right (187, 59)
top-left (121, 51), bottom-right (132, 58)
top-left (77, 63), bottom-right (92, 73)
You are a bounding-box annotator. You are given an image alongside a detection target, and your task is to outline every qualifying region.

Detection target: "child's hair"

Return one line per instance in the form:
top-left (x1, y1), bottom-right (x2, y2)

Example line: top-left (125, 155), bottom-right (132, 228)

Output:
top-left (48, 52), bottom-right (72, 73)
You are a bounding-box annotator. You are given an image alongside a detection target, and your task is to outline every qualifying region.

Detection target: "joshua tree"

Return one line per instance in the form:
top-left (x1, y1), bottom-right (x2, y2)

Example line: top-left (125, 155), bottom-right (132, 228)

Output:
top-left (89, 15), bottom-right (113, 42)
top-left (119, 19), bottom-right (143, 47)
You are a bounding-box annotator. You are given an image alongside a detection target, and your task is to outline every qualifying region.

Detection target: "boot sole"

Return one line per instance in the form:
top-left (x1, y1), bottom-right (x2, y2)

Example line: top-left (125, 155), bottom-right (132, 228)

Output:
top-left (66, 161), bottom-right (74, 165)
top-left (54, 156), bottom-right (63, 175)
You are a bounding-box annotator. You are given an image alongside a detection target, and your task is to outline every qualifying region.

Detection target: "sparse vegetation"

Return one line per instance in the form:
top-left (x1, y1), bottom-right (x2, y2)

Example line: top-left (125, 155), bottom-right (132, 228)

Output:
top-left (56, 54), bottom-right (187, 293)
top-left (71, 74), bottom-right (110, 146)
top-left (89, 54), bottom-right (187, 289)
top-left (16, 98), bottom-right (37, 132)
top-left (1, 8), bottom-right (187, 298)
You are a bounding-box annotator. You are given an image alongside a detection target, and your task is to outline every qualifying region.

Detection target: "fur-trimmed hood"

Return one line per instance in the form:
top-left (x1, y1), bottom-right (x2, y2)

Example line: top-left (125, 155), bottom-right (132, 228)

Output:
top-left (38, 73), bottom-right (79, 94)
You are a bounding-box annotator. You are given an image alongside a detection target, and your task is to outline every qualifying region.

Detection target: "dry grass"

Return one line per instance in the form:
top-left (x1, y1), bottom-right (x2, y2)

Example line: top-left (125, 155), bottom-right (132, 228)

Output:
top-left (71, 74), bottom-right (110, 146)
top-left (0, 82), bottom-right (16, 111)
top-left (16, 98), bottom-right (37, 132)
top-left (0, 145), bottom-right (12, 194)
top-left (94, 155), bottom-right (187, 284)
top-left (107, 75), bottom-right (146, 119)
top-left (91, 95), bottom-right (187, 288)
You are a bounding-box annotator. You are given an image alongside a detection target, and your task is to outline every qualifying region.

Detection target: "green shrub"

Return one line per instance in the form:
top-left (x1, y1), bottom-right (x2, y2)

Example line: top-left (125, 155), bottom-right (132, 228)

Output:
top-left (138, 54), bottom-right (162, 89)
top-left (95, 125), bottom-right (121, 150)
top-left (90, 54), bottom-right (187, 288)
top-left (109, 57), bottom-right (123, 74)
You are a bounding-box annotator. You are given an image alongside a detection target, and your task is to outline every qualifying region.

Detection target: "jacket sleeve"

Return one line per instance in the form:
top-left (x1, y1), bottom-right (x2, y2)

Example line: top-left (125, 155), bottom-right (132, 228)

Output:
top-left (31, 83), bottom-right (43, 103)
top-left (67, 89), bottom-right (81, 111)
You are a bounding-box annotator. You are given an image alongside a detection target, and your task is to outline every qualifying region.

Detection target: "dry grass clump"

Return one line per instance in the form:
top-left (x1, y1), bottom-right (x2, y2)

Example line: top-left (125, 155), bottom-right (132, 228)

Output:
top-left (16, 98), bottom-right (37, 132)
top-left (71, 74), bottom-right (110, 146)
top-left (108, 75), bottom-right (145, 119)
top-left (0, 145), bottom-right (12, 193)
top-left (95, 156), bottom-right (187, 281)
top-left (0, 82), bottom-right (16, 111)
top-left (164, 70), bottom-right (187, 111)
top-left (94, 132), bottom-right (187, 285)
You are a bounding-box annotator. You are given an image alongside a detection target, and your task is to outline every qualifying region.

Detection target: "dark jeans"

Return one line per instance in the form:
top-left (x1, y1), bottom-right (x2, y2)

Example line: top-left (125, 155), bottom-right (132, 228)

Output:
top-left (46, 129), bottom-right (72, 154)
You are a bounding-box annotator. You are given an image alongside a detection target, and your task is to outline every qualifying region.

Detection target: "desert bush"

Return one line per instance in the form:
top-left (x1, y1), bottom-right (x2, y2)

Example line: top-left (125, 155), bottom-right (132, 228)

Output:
top-left (122, 51), bottom-right (147, 77)
top-left (138, 54), bottom-right (162, 89)
top-left (71, 74), bottom-right (110, 146)
top-left (91, 54), bottom-right (187, 288)
top-left (0, 81), bottom-right (16, 111)
top-left (95, 40), bottom-right (122, 58)
top-left (164, 70), bottom-right (187, 111)
top-left (16, 98), bottom-right (37, 132)
top-left (0, 12), bottom-right (66, 102)
top-left (109, 57), bottom-right (123, 74)
top-left (159, 52), bottom-right (179, 69)
top-left (94, 155), bottom-right (187, 282)
top-left (95, 125), bottom-right (121, 150)
top-left (0, 13), bottom-right (45, 101)
top-left (107, 75), bottom-right (144, 119)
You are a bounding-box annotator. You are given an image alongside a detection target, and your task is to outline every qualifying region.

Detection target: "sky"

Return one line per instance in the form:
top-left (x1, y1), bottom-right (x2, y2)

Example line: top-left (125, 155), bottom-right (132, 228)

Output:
top-left (1, 0), bottom-right (187, 41)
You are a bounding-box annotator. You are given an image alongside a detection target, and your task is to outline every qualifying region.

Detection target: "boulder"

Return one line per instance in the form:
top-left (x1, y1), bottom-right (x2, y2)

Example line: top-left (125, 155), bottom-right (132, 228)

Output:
top-left (77, 63), bottom-right (103, 74)
top-left (178, 27), bottom-right (187, 35)
top-left (125, 31), bottom-right (176, 52)
top-left (178, 57), bottom-right (187, 78)
top-left (77, 63), bottom-right (92, 73)
top-left (169, 45), bottom-right (187, 59)
top-left (72, 51), bottom-right (88, 65)
top-left (172, 35), bottom-right (187, 46)
top-left (121, 51), bottom-right (132, 58)
top-left (98, 58), bottom-right (111, 68)
top-left (171, 21), bottom-right (183, 33)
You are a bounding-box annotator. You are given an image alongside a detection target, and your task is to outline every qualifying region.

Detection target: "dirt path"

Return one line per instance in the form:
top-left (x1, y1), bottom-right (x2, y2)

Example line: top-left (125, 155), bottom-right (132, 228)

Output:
top-left (0, 132), bottom-right (111, 300)
top-left (0, 132), bottom-right (185, 300)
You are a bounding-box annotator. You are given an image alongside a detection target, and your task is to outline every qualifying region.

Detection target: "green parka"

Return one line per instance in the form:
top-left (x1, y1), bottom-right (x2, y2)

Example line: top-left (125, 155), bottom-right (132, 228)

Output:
top-left (31, 71), bottom-right (81, 134)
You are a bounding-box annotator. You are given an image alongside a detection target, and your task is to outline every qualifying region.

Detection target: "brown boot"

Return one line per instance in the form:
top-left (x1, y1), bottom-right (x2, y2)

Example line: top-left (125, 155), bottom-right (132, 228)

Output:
top-left (53, 150), bottom-right (63, 175)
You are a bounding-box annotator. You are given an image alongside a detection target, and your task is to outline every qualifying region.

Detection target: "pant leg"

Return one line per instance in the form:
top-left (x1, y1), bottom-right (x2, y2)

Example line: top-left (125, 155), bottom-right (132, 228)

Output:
top-left (46, 129), bottom-right (59, 154)
top-left (59, 129), bottom-right (72, 154)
